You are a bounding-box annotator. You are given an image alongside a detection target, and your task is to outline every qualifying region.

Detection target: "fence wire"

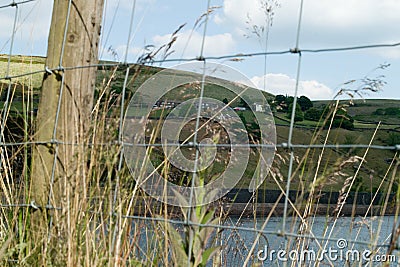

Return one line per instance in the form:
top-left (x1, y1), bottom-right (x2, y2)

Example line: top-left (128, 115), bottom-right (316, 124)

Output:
top-left (1, 0), bottom-right (400, 266)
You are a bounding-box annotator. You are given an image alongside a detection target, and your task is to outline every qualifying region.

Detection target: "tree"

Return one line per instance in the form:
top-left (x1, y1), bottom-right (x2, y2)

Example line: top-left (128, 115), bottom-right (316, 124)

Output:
top-left (274, 95), bottom-right (289, 112)
top-left (335, 118), bottom-right (354, 130)
top-left (331, 110), bottom-right (354, 130)
top-left (286, 96), bottom-right (294, 105)
top-left (30, 0), bottom-right (104, 256)
top-left (238, 97), bottom-right (250, 109)
top-left (298, 95), bottom-right (313, 111)
top-left (387, 132), bottom-right (400, 146)
top-left (274, 94), bottom-right (286, 104)
top-left (384, 107), bottom-right (400, 116)
top-left (222, 97), bottom-right (229, 105)
top-left (239, 112), bottom-right (247, 125)
top-left (286, 103), bottom-right (304, 122)
top-left (304, 107), bottom-right (322, 121)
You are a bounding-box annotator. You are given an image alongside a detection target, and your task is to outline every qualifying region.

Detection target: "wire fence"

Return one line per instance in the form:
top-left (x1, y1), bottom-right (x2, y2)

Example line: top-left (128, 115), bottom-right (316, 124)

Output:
top-left (1, 0), bottom-right (400, 266)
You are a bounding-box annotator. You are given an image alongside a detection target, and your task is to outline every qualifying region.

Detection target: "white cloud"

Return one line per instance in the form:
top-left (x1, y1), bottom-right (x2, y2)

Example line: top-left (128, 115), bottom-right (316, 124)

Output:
top-left (251, 73), bottom-right (333, 100)
top-left (376, 46), bottom-right (400, 59)
top-left (104, 30), bottom-right (236, 62)
top-left (152, 30), bottom-right (236, 58)
top-left (0, 0), bottom-right (52, 54)
top-left (299, 80), bottom-right (334, 99)
top-left (213, 14), bottom-right (224, 25)
top-left (104, 0), bottom-right (155, 11)
top-left (217, 0), bottom-right (400, 56)
top-left (100, 44), bottom-right (146, 62)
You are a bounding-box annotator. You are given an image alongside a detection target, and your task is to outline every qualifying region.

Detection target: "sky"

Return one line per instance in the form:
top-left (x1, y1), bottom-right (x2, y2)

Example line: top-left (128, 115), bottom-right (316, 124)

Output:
top-left (0, 0), bottom-right (399, 100)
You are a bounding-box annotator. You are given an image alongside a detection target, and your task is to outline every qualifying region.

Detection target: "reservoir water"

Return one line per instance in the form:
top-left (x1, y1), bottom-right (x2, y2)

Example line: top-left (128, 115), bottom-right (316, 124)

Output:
top-left (135, 215), bottom-right (399, 266)
top-left (219, 216), bottom-right (399, 266)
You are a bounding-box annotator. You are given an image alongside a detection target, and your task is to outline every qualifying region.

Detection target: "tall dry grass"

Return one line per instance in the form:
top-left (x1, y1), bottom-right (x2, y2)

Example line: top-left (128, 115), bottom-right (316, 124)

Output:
top-left (0, 57), bottom-right (399, 267)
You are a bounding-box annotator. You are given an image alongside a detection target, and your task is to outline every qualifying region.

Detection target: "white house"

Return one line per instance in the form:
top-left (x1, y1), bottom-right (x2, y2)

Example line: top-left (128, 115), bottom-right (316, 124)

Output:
top-left (254, 103), bottom-right (264, 112)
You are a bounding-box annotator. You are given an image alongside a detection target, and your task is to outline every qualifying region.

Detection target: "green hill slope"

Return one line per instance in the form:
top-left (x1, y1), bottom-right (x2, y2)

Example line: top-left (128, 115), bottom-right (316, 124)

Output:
top-left (1, 55), bottom-right (399, 194)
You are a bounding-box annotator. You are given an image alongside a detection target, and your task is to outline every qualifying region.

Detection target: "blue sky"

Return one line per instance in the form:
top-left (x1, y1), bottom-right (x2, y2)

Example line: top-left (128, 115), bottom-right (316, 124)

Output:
top-left (1, 0), bottom-right (399, 100)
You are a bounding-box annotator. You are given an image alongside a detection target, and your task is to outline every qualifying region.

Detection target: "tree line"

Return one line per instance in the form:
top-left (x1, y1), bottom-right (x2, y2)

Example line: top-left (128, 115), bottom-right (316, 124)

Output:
top-left (271, 94), bottom-right (354, 130)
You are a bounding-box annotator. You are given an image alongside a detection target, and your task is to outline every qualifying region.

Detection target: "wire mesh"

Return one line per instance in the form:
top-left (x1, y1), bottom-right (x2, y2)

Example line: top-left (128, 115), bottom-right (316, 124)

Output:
top-left (0, 0), bottom-right (399, 266)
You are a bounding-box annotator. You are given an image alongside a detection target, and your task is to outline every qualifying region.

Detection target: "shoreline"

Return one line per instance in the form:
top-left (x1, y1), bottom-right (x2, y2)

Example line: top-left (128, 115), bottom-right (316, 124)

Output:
top-left (130, 201), bottom-right (396, 217)
top-left (222, 203), bottom-right (396, 217)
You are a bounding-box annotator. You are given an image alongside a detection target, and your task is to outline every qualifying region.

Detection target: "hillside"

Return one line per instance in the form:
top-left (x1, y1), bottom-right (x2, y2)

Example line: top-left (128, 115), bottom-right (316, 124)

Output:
top-left (1, 55), bottom-right (399, 195)
top-left (314, 99), bottom-right (400, 127)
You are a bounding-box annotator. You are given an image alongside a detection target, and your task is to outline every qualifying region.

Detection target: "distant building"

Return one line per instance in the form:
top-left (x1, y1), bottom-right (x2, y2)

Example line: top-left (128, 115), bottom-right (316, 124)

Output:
top-left (254, 103), bottom-right (264, 112)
